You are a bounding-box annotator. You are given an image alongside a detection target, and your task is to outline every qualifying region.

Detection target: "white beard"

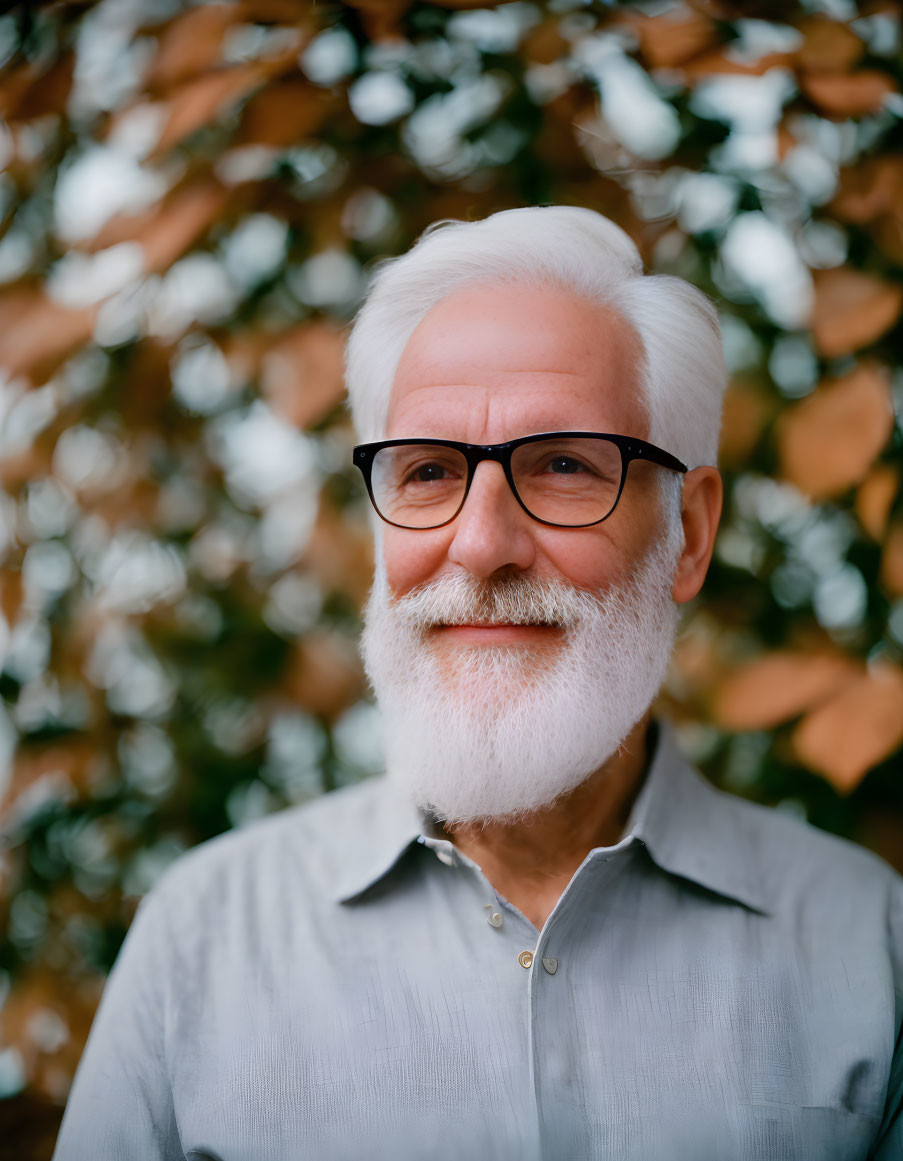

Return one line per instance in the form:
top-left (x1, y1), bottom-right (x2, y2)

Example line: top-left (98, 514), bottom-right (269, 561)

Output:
top-left (361, 533), bottom-right (682, 825)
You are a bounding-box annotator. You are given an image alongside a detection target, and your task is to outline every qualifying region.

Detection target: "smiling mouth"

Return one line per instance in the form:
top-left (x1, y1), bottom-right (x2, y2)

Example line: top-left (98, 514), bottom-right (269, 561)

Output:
top-left (433, 619), bottom-right (560, 628)
top-left (430, 622), bottom-right (564, 642)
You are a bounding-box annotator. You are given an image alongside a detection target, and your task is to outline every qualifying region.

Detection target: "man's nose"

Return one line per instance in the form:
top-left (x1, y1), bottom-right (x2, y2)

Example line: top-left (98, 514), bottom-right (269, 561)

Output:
top-left (446, 460), bottom-right (536, 577)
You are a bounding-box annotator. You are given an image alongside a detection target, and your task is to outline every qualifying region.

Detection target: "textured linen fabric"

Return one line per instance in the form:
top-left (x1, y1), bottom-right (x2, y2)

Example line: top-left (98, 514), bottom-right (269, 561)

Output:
top-left (53, 721), bottom-right (903, 1161)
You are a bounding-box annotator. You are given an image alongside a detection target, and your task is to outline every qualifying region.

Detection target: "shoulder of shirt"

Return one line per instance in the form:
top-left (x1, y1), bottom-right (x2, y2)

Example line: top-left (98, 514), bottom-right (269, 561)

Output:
top-left (635, 726), bottom-right (903, 924)
top-left (679, 760), bottom-right (902, 921)
top-left (142, 776), bottom-right (394, 913)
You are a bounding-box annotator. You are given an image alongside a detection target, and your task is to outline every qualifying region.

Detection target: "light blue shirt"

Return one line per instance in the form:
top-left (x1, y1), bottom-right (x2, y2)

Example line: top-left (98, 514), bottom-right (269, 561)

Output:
top-left (53, 721), bottom-right (903, 1160)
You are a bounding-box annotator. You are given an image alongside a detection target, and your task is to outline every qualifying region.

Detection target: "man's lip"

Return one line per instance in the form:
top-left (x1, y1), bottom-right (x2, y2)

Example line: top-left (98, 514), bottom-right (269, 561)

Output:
top-left (429, 623), bottom-right (563, 643)
top-left (433, 622), bottom-right (556, 628)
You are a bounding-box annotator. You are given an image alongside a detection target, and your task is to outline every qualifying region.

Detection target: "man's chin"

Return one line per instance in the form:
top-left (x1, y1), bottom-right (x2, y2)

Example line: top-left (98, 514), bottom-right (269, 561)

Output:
top-left (424, 775), bottom-right (593, 829)
top-left (420, 635), bottom-right (564, 695)
top-left (427, 623), bottom-right (566, 648)
top-left (395, 746), bottom-right (608, 829)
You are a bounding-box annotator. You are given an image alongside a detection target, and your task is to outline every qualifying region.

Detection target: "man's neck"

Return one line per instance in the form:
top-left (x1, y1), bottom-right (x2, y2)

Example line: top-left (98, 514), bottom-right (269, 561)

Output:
top-left (441, 713), bottom-right (654, 932)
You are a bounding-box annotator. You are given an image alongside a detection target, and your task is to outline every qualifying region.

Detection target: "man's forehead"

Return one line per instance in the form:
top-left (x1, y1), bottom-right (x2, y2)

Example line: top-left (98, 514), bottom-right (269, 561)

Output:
top-left (387, 281), bottom-right (649, 439)
top-left (395, 281), bottom-right (640, 380)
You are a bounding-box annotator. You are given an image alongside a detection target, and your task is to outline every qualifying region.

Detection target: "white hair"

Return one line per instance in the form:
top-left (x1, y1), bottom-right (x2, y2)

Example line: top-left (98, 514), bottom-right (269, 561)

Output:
top-left (345, 205), bottom-right (726, 470)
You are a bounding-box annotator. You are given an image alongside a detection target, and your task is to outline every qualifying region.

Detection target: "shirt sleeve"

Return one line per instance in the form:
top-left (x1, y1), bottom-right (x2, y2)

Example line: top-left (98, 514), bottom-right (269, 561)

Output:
top-left (52, 886), bottom-right (185, 1161)
top-left (872, 877), bottom-right (903, 1160)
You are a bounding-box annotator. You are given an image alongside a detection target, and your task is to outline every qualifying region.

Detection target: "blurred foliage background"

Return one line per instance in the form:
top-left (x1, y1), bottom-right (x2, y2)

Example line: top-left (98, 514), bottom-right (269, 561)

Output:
top-left (0, 0), bottom-right (901, 1154)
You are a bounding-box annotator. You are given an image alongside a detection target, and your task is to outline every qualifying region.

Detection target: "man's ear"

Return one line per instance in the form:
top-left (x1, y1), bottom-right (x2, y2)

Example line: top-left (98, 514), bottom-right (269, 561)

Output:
top-left (672, 466), bottom-right (722, 604)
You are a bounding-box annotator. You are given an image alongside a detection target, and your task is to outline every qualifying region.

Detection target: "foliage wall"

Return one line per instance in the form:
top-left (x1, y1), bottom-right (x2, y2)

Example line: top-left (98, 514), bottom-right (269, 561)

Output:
top-left (0, 0), bottom-right (901, 1152)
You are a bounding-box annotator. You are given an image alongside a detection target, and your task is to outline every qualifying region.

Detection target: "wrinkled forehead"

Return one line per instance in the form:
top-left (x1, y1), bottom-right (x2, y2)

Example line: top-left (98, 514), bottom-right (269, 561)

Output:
top-left (387, 281), bottom-right (650, 442)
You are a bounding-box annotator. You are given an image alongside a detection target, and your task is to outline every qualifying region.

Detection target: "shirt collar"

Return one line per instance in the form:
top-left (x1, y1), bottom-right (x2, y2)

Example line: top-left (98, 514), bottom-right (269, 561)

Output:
top-left (626, 721), bottom-right (770, 915)
top-left (332, 775), bottom-right (424, 904)
top-left (333, 719), bottom-right (771, 915)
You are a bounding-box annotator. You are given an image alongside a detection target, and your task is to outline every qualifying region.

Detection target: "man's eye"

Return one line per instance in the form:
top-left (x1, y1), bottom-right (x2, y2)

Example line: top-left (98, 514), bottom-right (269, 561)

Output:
top-left (404, 462), bottom-right (453, 483)
top-left (546, 456), bottom-right (586, 475)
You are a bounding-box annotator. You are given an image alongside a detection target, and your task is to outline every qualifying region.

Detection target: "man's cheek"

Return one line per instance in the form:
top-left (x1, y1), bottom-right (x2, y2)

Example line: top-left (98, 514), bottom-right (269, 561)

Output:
top-left (384, 535), bottom-right (448, 595)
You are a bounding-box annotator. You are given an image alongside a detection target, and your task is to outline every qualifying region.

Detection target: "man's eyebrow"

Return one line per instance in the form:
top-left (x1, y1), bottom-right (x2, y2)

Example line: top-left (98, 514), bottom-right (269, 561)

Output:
top-left (400, 368), bottom-right (588, 385)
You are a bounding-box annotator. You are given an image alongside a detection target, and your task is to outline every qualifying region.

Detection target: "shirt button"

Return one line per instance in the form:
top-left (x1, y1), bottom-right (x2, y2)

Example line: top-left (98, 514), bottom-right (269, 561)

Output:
top-left (542, 957), bottom-right (558, 975)
top-left (518, 950), bottom-right (534, 969)
top-left (488, 911), bottom-right (503, 928)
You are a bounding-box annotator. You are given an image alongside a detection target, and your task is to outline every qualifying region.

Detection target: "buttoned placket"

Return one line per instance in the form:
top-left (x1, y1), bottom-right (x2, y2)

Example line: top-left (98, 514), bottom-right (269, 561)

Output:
top-left (419, 827), bottom-right (642, 1159)
top-left (420, 832), bottom-right (541, 967)
top-left (417, 830), bottom-right (547, 1159)
top-left (530, 841), bottom-right (642, 1158)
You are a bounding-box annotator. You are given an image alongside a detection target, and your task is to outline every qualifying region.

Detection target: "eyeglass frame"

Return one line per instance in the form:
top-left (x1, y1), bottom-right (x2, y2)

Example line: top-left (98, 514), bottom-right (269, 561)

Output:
top-left (352, 431), bottom-right (688, 530)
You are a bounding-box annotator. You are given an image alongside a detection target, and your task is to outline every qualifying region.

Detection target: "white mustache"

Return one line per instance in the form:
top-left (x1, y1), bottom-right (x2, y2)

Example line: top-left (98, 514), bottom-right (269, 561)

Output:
top-left (388, 571), bottom-right (621, 633)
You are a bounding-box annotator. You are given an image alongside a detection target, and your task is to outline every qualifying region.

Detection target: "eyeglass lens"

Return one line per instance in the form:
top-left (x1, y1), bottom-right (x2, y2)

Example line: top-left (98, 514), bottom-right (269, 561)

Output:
top-left (370, 437), bottom-right (623, 529)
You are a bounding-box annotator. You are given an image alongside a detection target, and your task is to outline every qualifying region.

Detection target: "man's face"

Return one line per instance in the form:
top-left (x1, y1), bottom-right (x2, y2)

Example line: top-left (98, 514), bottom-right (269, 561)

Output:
top-left (361, 280), bottom-right (687, 824)
top-left (383, 281), bottom-right (666, 631)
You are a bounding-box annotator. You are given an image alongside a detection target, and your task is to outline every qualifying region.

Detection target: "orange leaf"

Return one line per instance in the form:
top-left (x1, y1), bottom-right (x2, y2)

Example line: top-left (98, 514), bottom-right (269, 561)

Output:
top-left (712, 651), bottom-right (861, 731)
top-left (683, 48), bottom-right (794, 81)
top-left (220, 328), bottom-right (272, 382)
top-left (144, 4), bottom-right (242, 92)
top-left (0, 287), bottom-right (97, 384)
top-left (261, 322), bottom-right (347, 431)
top-left (795, 17), bottom-right (864, 73)
top-left (630, 9), bottom-right (718, 70)
top-left (340, 0), bottom-right (410, 40)
top-left (811, 268), bottom-right (903, 357)
top-left (718, 380), bottom-right (773, 468)
top-left (0, 963), bottom-right (102, 1104)
top-left (237, 78), bottom-right (332, 147)
top-left (792, 663), bottom-right (903, 793)
top-left (669, 615), bottom-right (721, 694)
top-left (776, 120), bottom-right (798, 161)
top-left (239, 0), bottom-right (314, 19)
top-left (0, 444), bottom-right (52, 491)
top-left (874, 212), bottom-right (903, 268)
top-left (0, 568), bottom-right (23, 625)
top-left (153, 64), bottom-right (268, 155)
top-left (801, 69), bottom-right (897, 117)
top-left (139, 181), bottom-right (231, 272)
top-left (0, 63), bottom-right (33, 121)
top-left (831, 156), bottom-right (903, 224)
top-left (522, 21), bottom-right (569, 66)
top-left (856, 808), bottom-right (903, 876)
top-left (285, 631), bottom-right (365, 721)
top-left (855, 464), bottom-right (900, 540)
top-left (426, 0), bottom-right (508, 7)
top-left (303, 504), bottom-right (373, 609)
top-left (89, 179), bottom-right (229, 272)
top-left (881, 522), bottom-right (903, 596)
top-left (776, 364), bottom-right (894, 500)
top-left (1, 50), bottom-right (75, 121)
top-left (1, 739), bottom-right (96, 818)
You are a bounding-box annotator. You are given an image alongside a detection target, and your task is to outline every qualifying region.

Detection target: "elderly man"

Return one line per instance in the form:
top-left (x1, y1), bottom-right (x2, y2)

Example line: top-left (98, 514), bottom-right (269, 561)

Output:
top-left (55, 207), bottom-right (902, 1161)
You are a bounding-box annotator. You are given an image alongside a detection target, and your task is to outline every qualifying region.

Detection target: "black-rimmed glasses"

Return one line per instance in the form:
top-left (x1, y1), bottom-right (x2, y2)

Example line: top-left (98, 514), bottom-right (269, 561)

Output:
top-left (352, 432), bottom-right (688, 530)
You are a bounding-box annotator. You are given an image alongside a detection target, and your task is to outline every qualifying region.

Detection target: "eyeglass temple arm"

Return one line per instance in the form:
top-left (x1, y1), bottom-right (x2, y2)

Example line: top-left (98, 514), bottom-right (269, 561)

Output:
top-left (617, 438), bottom-right (688, 474)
